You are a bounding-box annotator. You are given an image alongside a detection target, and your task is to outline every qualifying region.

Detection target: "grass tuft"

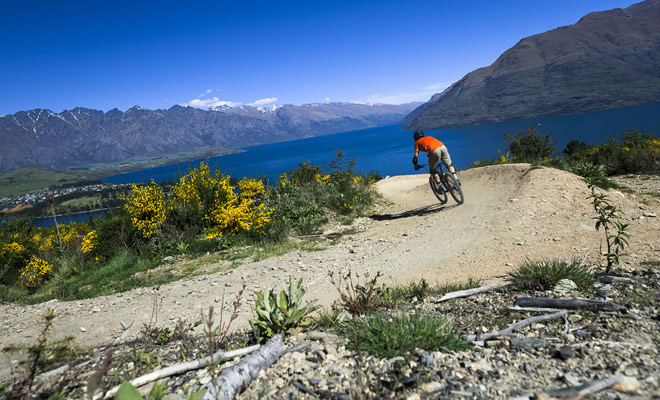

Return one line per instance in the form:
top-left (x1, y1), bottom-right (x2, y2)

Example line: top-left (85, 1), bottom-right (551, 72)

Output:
top-left (342, 312), bottom-right (469, 358)
top-left (508, 258), bottom-right (593, 291)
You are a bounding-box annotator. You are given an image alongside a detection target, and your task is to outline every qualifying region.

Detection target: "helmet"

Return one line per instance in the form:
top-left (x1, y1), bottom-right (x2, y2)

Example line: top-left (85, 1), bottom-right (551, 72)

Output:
top-left (413, 130), bottom-right (424, 141)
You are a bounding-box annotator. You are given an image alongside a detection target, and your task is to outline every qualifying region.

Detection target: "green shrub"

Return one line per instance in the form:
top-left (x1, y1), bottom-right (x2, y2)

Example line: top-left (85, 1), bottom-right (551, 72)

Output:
top-left (508, 259), bottom-right (594, 291)
top-left (584, 129), bottom-right (660, 175)
top-left (504, 125), bottom-right (557, 163)
top-left (249, 277), bottom-right (317, 341)
top-left (342, 312), bottom-right (469, 358)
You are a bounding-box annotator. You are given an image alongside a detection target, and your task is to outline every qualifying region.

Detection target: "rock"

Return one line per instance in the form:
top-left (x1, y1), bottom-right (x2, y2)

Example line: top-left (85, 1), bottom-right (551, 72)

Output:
top-left (35, 365), bottom-right (69, 382)
top-left (567, 314), bottom-right (582, 323)
top-left (554, 279), bottom-right (578, 292)
top-left (468, 360), bottom-right (493, 372)
top-left (555, 346), bottom-right (575, 361)
top-left (643, 212), bottom-right (657, 217)
top-left (562, 374), bottom-right (581, 386)
top-left (421, 381), bottom-right (443, 393)
top-left (613, 376), bottom-right (642, 394)
top-left (511, 338), bottom-right (547, 351)
top-left (120, 317), bottom-right (133, 330)
top-left (162, 256), bottom-right (174, 263)
top-left (80, 327), bottom-right (87, 332)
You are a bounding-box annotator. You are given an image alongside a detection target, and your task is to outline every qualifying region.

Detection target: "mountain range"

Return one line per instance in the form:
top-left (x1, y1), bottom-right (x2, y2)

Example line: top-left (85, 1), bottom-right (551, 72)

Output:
top-left (405, 0), bottom-right (660, 129)
top-left (0, 102), bottom-right (419, 174)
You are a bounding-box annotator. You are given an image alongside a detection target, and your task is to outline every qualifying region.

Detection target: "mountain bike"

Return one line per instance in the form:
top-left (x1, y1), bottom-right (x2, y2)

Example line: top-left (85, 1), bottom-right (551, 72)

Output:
top-left (415, 163), bottom-right (464, 205)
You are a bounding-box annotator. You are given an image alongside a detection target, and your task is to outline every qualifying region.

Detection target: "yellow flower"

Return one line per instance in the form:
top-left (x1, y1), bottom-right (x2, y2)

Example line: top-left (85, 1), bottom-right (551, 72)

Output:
top-left (622, 146), bottom-right (630, 152)
top-left (19, 256), bottom-right (51, 289)
top-left (1, 241), bottom-right (25, 256)
top-left (123, 180), bottom-right (167, 238)
top-left (81, 230), bottom-right (98, 253)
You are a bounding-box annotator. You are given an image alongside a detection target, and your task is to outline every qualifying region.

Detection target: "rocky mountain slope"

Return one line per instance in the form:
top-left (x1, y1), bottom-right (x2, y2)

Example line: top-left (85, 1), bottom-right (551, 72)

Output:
top-left (405, 0), bottom-right (660, 129)
top-left (0, 102), bottom-right (419, 174)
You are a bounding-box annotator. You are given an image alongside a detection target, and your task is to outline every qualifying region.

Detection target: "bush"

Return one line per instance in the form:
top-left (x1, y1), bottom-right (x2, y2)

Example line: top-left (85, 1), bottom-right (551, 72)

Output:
top-left (504, 125), bottom-right (557, 163)
top-left (265, 150), bottom-right (380, 240)
top-left (585, 129), bottom-right (660, 175)
top-left (508, 259), bottom-right (594, 291)
top-left (341, 312), bottom-right (469, 358)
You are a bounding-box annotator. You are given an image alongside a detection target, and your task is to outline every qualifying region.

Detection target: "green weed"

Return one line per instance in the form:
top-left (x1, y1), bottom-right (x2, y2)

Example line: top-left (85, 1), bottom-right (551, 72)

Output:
top-left (342, 312), bottom-right (469, 358)
top-left (508, 258), bottom-right (593, 291)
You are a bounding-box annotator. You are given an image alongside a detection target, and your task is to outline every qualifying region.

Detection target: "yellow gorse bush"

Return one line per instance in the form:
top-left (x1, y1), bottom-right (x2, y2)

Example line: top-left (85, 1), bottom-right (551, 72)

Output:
top-left (1, 241), bottom-right (25, 256)
top-left (19, 256), bottom-right (51, 289)
top-left (173, 161), bottom-right (228, 209)
top-left (206, 177), bottom-right (272, 238)
top-left (123, 180), bottom-right (167, 238)
top-left (81, 230), bottom-right (98, 253)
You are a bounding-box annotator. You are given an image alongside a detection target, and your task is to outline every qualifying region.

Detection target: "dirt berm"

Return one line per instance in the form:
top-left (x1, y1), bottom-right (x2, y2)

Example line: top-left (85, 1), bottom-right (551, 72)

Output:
top-left (1, 164), bottom-right (658, 377)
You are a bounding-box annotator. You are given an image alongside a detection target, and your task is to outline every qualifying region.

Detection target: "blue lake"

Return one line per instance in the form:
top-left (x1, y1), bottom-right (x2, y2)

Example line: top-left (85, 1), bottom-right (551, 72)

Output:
top-left (102, 102), bottom-right (660, 184)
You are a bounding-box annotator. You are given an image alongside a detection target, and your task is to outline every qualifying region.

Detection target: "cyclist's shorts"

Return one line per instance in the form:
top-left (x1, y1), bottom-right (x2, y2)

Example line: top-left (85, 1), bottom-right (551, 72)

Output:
top-left (429, 145), bottom-right (452, 170)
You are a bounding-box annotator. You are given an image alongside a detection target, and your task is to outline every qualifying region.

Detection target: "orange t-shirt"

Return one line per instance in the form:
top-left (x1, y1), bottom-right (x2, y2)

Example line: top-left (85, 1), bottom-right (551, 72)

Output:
top-left (414, 136), bottom-right (444, 154)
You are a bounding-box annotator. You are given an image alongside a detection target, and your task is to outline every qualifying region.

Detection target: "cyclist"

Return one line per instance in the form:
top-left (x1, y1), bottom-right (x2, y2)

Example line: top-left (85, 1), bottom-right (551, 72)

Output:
top-left (412, 130), bottom-right (460, 185)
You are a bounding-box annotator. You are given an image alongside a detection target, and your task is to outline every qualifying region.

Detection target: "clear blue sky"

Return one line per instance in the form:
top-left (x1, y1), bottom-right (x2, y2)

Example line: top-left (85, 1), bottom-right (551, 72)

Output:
top-left (0, 0), bottom-right (639, 115)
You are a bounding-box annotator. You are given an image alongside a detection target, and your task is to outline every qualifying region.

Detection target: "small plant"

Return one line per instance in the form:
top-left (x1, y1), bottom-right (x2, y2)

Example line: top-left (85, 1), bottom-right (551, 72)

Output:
top-left (342, 312), bottom-right (469, 358)
top-left (250, 277), bottom-right (317, 341)
top-left (115, 381), bottom-right (167, 400)
top-left (376, 279), bottom-right (430, 309)
top-left (204, 286), bottom-right (244, 378)
top-left (431, 278), bottom-right (482, 296)
top-left (329, 270), bottom-right (383, 316)
top-left (588, 188), bottom-right (631, 271)
top-left (508, 258), bottom-right (594, 291)
top-left (313, 307), bottom-right (344, 330)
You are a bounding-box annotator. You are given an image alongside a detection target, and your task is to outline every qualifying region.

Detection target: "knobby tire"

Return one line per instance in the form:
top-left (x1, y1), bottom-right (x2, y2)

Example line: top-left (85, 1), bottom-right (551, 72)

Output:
top-left (443, 172), bottom-right (464, 205)
top-left (429, 176), bottom-right (448, 204)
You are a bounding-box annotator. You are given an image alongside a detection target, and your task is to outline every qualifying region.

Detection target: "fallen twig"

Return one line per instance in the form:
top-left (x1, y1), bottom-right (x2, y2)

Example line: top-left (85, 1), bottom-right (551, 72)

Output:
top-left (100, 344), bottom-right (260, 399)
top-left (434, 283), bottom-right (499, 303)
top-left (201, 334), bottom-right (290, 400)
top-left (508, 306), bottom-right (562, 313)
top-left (514, 296), bottom-right (623, 312)
top-left (467, 310), bottom-right (567, 341)
top-left (509, 375), bottom-right (623, 400)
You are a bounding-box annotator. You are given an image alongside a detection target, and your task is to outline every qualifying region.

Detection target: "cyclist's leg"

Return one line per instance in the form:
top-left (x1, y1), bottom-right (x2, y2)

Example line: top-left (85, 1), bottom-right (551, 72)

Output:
top-left (439, 145), bottom-right (459, 180)
top-left (428, 150), bottom-right (441, 183)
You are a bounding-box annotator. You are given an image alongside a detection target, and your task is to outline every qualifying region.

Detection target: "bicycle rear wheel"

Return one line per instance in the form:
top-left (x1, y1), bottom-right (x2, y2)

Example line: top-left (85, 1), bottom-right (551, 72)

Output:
top-left (442, 173), bottom-right (464, 205)
top-left (429, 176), bottom-right (448, 204)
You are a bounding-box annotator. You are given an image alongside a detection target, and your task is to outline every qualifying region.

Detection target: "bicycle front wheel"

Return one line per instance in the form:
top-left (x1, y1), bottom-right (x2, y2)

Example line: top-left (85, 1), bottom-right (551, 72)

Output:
top-left (443, 173), bottom-right (464, 205)
top-left (429, 176), bottom-right (448, 204)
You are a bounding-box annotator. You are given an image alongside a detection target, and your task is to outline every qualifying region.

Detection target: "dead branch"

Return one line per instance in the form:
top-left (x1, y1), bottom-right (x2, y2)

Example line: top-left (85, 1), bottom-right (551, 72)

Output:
top-left (433, 283), bottom-right (499, 303)
top-left (467, 310), bottom-right (567, 341)
top-left (508, 306), bottom-right (562, 313)
top-left (508, 375), bottom-right (622, 400)
top-left (514, 296), bottom-right (623, 312)
top-left (101, 344), bottom-right (260, 399)
top-left (202, 334), bottom-right (288, 400)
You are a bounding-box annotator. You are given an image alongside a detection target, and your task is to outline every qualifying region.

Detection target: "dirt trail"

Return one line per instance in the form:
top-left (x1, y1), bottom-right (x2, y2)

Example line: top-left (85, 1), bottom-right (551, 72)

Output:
top-left (1, 164), bottom-right (658, 377)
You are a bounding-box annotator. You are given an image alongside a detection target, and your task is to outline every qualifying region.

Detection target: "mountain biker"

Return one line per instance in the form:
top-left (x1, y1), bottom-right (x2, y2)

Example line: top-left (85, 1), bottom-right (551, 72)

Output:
top-left (412, 130), bottom-right (460, 185)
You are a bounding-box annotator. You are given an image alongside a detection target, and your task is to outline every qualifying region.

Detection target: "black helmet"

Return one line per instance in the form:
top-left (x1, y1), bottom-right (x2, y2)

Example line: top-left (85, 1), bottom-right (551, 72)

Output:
top-left (413, 130), bottom-right (424, 141)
